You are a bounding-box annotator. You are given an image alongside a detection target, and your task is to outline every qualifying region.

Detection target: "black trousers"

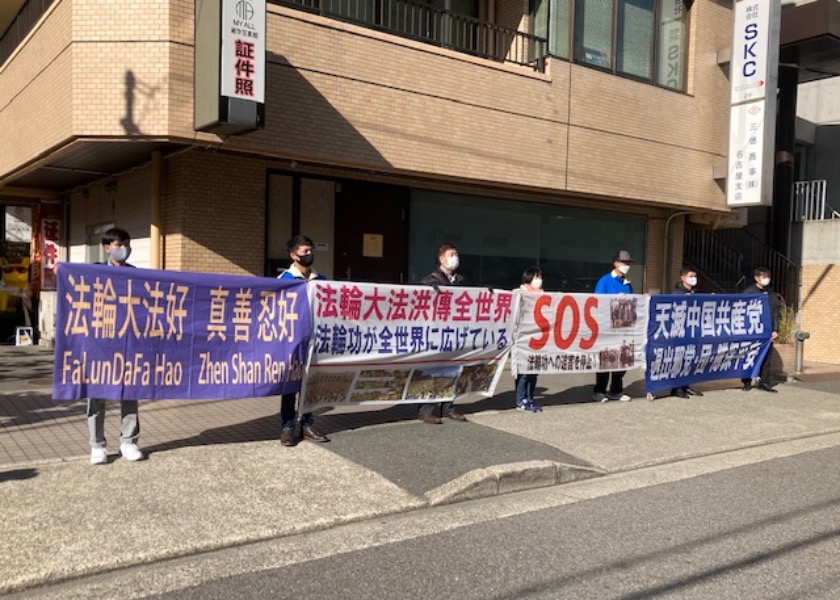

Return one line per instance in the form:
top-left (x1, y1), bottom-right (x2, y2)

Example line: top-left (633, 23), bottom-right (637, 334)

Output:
top-left (594, 371), bottom-right (625, 394)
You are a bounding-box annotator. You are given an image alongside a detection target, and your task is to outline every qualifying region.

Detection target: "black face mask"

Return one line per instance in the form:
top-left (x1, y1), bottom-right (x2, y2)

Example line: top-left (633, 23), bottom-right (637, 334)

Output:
top-left (297, 254), bottom-right (314, 267)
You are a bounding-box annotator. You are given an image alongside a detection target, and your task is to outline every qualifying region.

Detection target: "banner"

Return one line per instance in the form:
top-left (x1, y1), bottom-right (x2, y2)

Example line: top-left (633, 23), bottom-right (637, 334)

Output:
top-left (645, 294), bottom-right (772, 393)
top-left (512, 292), bottom-right (649, 375)
top-left (53, 264), bottom-right (310, 400)
top-left (300, 281), bottom-right (513, 411)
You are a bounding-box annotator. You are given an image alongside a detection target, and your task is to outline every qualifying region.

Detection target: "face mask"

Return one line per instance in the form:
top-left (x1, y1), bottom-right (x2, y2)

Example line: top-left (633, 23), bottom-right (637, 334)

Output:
top-left (686, 276), bottom-right (697, 287)
top-left (759, 277), bottom-right (770, 287)
top-left (617, 264), bottom-right (630, 275)
top-left (445, 256), bottom-right (459, 271)
top-left (531, 277), bottom-right (543, 289)
top-left (297, 254), bottom-right (314, 267)
top-left (109, 246), bottom-right (131, 263)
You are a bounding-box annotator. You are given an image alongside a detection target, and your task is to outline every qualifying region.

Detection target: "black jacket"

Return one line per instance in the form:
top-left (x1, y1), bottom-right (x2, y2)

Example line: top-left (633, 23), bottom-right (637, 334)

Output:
top-left (743, 284), bottom-right (781, 333)
top-left (673, 281), bottom-right (695, 294)
top-left (421, 267), bottom-right (464, 287)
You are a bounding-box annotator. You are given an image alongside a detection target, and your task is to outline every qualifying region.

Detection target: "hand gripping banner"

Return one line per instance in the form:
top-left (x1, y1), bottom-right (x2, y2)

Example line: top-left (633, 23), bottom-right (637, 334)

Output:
top-left (300, 281), bottom-right (513, 412)
top-left (53, 264), bottom-right (310, 400)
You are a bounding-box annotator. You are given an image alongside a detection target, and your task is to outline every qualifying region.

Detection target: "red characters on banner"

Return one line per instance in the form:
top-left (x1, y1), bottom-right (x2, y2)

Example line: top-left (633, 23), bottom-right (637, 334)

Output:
top-left (528, 294), bottom-right (600, 351)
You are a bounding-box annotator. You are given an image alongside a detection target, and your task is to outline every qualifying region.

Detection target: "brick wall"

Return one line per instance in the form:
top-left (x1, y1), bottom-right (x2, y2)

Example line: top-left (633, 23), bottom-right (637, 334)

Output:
top-left (800, 263), bottom-right (840, 364)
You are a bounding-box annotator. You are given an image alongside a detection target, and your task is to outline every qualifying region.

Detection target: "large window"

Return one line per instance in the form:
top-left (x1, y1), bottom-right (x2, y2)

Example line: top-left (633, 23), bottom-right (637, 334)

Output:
top-left (532, 0), bottom-right (688, 90)
top-left (409, 190), bottom-right (647, 291)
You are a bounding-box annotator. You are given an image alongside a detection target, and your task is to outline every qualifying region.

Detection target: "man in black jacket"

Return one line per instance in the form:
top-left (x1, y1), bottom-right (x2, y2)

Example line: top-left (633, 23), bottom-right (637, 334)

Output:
top-left (417, 242), bottom-right (467, 424)
top-left (671, 268), bottom-right (704, 399)
top-left (741, 267), bottom-right (781, 393)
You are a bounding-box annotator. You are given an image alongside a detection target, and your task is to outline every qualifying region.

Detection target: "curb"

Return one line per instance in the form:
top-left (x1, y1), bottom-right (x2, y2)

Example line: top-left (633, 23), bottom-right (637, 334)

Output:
top-left (425, 460), bottom-right (605, 506)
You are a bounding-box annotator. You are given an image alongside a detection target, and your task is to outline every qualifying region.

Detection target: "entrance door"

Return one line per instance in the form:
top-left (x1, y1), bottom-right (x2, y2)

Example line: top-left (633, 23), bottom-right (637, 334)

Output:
top-left (334, 181), bottom-right (409, 283)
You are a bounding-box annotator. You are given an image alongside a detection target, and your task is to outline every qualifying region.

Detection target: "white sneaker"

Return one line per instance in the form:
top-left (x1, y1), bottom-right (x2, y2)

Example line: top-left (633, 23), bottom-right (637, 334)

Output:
top-left (609, 393), bottom-right (632, 402)
top-left (90, 447), bottom-right (108, 465)
top-left (593, 392), bottom-right (608, 402)
top-left (120, 443), bottom-right (143, 462)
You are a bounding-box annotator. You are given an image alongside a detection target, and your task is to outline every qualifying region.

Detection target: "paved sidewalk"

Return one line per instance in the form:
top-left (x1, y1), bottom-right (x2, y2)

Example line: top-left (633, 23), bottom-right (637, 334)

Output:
top-left (1, 345), bottom-right (840, 594)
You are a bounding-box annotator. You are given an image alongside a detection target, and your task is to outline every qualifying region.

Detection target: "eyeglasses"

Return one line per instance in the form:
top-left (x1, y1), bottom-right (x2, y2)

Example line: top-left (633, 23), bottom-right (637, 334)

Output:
top-left (3, 266), bottom-right (28, 274)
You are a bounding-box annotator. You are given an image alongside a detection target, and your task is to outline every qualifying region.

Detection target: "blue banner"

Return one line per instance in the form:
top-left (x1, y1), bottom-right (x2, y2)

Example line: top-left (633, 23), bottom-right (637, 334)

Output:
top-left (53, 264), bottom-right (310, 400)
top-left (645, 294), bottom-right (773, 394)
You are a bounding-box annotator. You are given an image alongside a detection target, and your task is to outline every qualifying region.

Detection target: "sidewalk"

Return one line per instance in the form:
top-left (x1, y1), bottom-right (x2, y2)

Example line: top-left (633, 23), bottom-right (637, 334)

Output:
top-left (2, 345), bottom-right (840, 594)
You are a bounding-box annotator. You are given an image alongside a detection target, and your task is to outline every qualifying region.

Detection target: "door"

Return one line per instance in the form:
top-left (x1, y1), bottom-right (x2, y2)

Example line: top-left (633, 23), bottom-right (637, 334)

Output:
top-left (333, 181), bottom-right (410, 283)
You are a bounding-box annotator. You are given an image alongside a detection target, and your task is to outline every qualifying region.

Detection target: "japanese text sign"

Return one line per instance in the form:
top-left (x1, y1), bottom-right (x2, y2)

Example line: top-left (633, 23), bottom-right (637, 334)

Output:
top-left (512, 292), bottom-right (649, 375)
top-left (301, 281), bottom-right (512, 411)
top-left (53, 264), bottom-right (310, 400)
top-left (645, 294), bottom-right (772, 393)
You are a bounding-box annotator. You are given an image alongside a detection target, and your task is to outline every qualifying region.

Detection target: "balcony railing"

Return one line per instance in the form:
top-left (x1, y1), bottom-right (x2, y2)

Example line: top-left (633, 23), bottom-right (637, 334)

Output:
top-left (271, 0), bottom-right (547, 71)
top-left (793, 180), bottom-right (840, 222)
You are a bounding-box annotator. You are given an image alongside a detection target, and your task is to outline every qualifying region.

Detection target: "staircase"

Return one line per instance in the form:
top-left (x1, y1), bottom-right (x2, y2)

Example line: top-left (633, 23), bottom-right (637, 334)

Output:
top-left (684, 228), bottom-right (800, 309)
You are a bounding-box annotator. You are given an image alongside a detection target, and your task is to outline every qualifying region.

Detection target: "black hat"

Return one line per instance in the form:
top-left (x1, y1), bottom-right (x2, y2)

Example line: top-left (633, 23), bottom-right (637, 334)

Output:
top-left (613, 250), bottom-right (633, 263)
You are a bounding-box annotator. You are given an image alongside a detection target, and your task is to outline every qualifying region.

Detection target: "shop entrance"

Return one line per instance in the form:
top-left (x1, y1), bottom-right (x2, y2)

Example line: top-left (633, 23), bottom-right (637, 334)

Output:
top-left (333, 181), bottom-right (409, 284)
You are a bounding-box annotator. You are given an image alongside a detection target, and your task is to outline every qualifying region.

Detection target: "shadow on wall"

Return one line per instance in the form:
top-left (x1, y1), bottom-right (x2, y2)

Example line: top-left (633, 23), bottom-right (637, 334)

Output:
top-left (120, 70), bottom-right (161, 136)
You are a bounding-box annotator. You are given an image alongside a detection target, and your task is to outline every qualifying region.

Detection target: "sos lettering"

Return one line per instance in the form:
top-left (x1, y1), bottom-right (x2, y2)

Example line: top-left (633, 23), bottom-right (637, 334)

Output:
top-left (528, 295), bottom-right (599, 351)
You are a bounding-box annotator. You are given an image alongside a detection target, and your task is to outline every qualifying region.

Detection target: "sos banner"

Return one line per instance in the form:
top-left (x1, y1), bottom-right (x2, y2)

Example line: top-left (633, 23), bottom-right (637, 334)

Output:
top-left (53, 264), bottom-right (310, 400)
top-left (300, 281), bottom-right (513, 412)
top-left (645, 294), bottom-right (772, 393)
top-left (512, 292), bottom-right (649, 376)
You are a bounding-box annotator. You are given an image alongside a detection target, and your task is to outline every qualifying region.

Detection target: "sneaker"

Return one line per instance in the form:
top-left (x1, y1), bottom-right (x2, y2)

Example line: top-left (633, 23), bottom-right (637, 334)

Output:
top-left (609, 393), bottom-right (632, 402)
top-left (593, 392), bottom-right (608, 402)
top-left (90, 447), bottom-right (108, 465)
top-left (517, 402), bottom-right (542, 413)
top-left (119, 443), bottom-right (143, 462)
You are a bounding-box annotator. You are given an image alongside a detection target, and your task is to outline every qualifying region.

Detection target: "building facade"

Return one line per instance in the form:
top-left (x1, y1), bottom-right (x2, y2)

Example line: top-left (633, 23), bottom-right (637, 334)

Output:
top-left (1, 0), bottom-right (737, 346)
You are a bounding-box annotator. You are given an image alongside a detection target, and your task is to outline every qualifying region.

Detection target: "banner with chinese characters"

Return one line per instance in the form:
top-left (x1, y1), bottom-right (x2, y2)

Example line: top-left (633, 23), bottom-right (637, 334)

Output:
top-left (53, 264), bottom-right (310, 400)
top-left (300, 281), bottom-right (513, 411)
top-left (512, 292), bottom-right (649, 376)
top-left (645, 294), bottom-right (772, 394)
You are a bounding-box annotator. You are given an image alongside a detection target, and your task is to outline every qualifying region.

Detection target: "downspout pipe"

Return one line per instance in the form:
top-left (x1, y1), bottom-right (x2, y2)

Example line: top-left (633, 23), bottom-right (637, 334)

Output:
top-left (662, 211), bottom-right (693, 294)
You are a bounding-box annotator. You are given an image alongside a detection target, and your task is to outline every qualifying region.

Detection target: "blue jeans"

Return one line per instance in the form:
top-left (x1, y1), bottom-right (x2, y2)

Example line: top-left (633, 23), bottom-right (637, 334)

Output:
top-left (515, 374), bottom-right (538, 406)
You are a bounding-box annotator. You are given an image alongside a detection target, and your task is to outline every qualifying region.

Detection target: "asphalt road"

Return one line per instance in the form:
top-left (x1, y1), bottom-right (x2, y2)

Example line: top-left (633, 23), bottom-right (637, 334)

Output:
top-left (20, 444), bottom-right (840, 600)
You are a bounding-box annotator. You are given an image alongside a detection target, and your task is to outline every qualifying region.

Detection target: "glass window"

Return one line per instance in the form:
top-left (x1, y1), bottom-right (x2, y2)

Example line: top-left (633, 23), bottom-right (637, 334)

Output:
top-left (574, 0), bottom-right (614, 69)
top-left (409, 190), bottom-right (647, 291)
top-left (656, 0), bottom-right (687, 90)
top-left (617, 0), bottom-right (654, 80)
top-left (549, 0), bottom-right (571, 59)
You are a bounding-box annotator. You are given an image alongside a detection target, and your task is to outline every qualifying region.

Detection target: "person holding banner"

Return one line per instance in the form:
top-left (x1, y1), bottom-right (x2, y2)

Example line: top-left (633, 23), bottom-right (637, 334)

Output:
top-left (87, 228), bottom-right (143, 465)
top-left (278, 235), bottom-right (330, 445)
top-left (417, 242), bottom-right (468, 424)
top-left (741, 267), bottom-right (781, 393)
top-left (671, 268), bottom-right (704, 399)
top-left (592, 250), bottom-right (634, 402)
top-left (514, 266), bottom-right (545, 412)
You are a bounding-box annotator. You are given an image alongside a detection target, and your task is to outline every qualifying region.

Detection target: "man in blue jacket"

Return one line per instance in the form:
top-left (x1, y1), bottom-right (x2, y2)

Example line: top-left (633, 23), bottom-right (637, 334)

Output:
top-left (592, 250), bottom-right (634, 403)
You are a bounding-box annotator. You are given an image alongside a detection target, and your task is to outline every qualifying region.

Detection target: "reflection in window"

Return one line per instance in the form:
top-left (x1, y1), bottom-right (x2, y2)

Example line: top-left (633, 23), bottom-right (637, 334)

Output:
top-left (617, 0), bottom-right (654, 79)
top-left (409, 190), bottom-right (647, 290)
top-left (574, 0), bottom-right (613, 68)
top-left (657, 0), bottom-right (687, 90)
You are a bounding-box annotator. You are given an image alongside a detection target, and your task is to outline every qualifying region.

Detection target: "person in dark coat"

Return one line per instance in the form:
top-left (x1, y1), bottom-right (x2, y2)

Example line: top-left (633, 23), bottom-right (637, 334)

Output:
top-left (741, 267), bottom-right (782, 393)
top-left (671, 268), bottom-right (704, 399)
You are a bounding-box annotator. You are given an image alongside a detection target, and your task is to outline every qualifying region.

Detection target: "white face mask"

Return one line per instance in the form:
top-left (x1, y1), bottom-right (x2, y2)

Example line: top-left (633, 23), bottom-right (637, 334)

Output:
top-left (531, 277), bottom-right (543, 289)
top-left (445, 256), bottom-right (459, 271)
top-left (617, 264), bottom-right (630, 275)
top-left (685, 276), bottom-right (697, 287)
top-left (759, 277), bottom-right (771, 287)
top-left (109, 246), bottom-right (131, 263)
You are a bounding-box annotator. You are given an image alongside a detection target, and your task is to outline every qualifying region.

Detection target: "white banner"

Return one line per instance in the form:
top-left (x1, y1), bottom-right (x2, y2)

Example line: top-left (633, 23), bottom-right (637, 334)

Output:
top-left (300, 281), bottom-right (513, 411)
top-left (512, 292), bottom-right (648, 375)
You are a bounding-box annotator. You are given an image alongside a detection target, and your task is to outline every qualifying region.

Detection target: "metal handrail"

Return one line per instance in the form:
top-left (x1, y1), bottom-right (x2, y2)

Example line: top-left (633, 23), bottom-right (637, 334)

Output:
top-left (271, 0), bottom-right (547, 71)
top-left (684, 229), bottom-right (743, 293)
top-left (792, 180), bottom-right (834, 222)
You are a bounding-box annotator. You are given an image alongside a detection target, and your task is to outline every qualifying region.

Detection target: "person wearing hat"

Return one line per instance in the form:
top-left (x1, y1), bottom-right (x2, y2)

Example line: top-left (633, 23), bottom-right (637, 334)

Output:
top-left (592, 250), bottom-right (634, 402)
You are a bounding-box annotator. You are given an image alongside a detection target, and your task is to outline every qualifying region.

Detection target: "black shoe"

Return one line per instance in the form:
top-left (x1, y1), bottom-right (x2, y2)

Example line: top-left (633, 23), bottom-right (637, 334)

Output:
top-left (280, 428), bottom-right (296, 447)
top-left (674, 389), bottom-right (690, 399)
top-left (756, 381), bottom-right (778, 393)
top-left (742, 382), bottom-right (753, 391)
top-left (686, 387), bottom-right (703, 397)
top-left (419, 413), bottom-right (443, 424)
top-left (444, 410), bottom-right (468, 422)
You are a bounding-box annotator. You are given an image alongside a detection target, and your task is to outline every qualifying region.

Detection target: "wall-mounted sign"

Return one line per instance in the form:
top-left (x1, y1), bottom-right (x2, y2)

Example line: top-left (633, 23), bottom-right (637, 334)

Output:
top-left (726, 0), bottom-right (781, 207)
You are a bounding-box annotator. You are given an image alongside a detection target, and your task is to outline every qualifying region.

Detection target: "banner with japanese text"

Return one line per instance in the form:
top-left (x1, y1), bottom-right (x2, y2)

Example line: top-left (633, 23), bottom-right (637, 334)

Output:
top-left (300, 281), bottom-right (513, 412)
top-left (53, 264), bottom-right (310, 400)
top-left (645, 294), bottom-right (772, 393)
top-left (512, 292), bottom-right (649, 375)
